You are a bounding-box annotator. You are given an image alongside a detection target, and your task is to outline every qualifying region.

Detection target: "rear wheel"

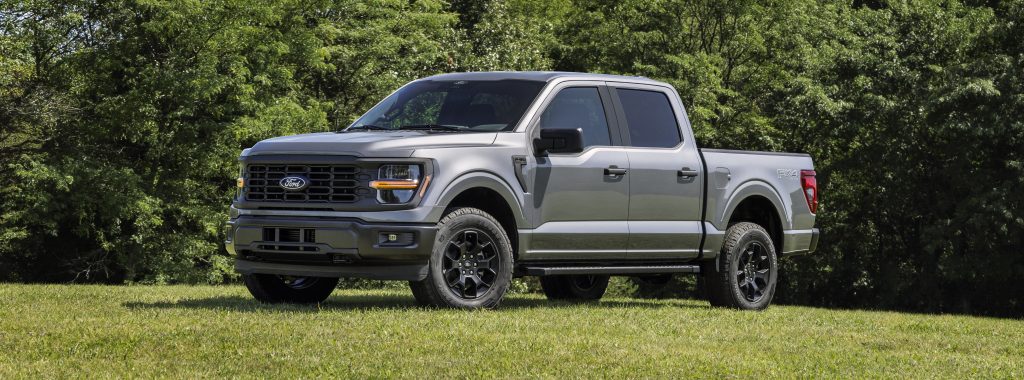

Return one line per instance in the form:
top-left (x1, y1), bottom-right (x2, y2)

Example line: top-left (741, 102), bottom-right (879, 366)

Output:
top-left (243, 274), bottom-right (339, 304)
top-left (703, 222), bottom-right (778, 310)
top-left (540, 274), bottom-right (610, 301)
top-left (409, 207), bottom-right (513, 309)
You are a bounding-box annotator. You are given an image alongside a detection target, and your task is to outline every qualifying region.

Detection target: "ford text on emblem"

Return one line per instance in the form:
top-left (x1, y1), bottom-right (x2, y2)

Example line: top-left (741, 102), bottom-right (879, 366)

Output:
top-left (279, 176), bottom-right (309, 191)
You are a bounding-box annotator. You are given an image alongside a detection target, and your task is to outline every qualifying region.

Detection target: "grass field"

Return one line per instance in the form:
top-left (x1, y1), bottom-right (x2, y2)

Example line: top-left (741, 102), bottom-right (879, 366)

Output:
top-left (0, 284), bottom-right (1021, 378)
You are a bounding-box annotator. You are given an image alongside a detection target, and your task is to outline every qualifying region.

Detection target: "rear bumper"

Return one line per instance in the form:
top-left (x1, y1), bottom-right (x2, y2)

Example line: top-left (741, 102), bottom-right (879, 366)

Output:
top-left (226, 215), bottom-right (435, 280)
top-left (781, 228), bottom-right (820, 257)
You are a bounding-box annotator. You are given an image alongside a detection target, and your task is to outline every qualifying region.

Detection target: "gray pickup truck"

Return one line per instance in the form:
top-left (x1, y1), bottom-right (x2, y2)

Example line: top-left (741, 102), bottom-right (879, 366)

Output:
top-left (226, 72), bottom-right (819, 310)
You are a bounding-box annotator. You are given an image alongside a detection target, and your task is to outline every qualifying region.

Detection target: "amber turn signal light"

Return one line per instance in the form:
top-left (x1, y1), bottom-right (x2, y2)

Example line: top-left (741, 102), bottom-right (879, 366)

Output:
top-left (236, 177), bottom-right (244, 188)
top-left (370, 179), bottom-right (419, 190)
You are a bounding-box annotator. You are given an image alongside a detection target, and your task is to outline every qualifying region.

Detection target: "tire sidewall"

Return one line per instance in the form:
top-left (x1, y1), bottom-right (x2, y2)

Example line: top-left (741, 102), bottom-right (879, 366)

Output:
top-left (427, 209), bottom-right (513, 308)
top-left (725, 225), bottom-right (778, 310)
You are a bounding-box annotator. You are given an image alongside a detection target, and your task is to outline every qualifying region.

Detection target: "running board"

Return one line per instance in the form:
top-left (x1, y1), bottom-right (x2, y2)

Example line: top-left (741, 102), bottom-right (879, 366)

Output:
top-left (523, 265), bottom-right (700, 276)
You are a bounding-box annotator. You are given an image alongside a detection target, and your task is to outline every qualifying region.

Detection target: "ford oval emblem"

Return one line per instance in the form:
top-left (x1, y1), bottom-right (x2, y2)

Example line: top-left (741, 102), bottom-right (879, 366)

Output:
top-left (279, 176), bottom-right (309, 191)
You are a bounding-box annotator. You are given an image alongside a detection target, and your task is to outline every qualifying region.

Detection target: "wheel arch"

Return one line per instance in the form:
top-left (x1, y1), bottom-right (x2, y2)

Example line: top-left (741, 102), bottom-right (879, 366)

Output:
top-left (434, 172), bottom-right (525, 258)
top-left (719, 181), bottom-right (789, 254)
top-left (725, 195), bottom-right (784, 255)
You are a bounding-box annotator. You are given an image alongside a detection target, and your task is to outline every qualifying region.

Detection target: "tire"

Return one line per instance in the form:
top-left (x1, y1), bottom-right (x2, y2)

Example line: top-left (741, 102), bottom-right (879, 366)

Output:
top-left (703, 222), bottom-right (778, 310)
top-left (540, 275), bottom-right (610, 301)
top-left (408, 207), bottom-right (513, 309)
top-left (242, 274), bottom-right (339, 304)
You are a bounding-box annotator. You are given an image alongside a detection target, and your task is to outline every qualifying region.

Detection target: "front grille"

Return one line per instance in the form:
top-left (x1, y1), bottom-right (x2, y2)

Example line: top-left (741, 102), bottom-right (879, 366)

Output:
top-left (262, 227), bottom-right (316, 243)
top-left (245, 164), bottom-right (367, 203)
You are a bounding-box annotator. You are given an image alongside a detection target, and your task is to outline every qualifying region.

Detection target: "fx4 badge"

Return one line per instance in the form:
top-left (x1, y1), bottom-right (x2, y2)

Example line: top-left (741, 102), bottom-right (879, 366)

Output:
top-left (777, 169), bottom-right (799, 179)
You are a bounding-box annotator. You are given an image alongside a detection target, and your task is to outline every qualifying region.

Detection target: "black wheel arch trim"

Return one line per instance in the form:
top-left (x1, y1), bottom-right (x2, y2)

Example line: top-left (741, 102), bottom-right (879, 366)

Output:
top-left (433, 171), bottom-right (528, 228)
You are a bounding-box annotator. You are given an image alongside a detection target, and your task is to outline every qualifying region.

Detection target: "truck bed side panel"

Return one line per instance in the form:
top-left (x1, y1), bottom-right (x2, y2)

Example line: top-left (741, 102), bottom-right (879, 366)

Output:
top-left (700, 149), bottom-right (817, 256)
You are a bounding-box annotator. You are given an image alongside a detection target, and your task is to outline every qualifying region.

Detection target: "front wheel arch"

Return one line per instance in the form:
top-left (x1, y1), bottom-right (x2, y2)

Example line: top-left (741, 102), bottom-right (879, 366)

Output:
top-left (433, 172), bottom-right (524, 258)
top-left (432, 172), bottom-right (527, 228)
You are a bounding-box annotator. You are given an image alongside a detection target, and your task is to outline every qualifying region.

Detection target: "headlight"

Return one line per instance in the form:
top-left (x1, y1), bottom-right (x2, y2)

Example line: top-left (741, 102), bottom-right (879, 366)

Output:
top-left (236, 160), bottom-right (245, 199)
top-left (371, 164), bottom-right (422, 203)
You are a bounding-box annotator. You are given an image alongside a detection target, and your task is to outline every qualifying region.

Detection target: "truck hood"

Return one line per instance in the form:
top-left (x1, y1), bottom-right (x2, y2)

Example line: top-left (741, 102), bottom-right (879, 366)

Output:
top-left (245, 131), bottom-right (499, 157)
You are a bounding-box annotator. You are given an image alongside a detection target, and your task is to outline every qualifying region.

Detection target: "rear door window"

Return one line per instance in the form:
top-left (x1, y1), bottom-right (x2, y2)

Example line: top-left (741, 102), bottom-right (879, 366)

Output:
top-left (614, 89), bottom-right (681, 148)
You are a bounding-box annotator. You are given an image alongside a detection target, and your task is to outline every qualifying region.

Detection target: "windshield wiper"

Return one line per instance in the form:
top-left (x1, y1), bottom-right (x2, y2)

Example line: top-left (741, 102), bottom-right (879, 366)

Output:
top-left (340, 124), bottom-right (391, 132)
top-left (396, 124), bottom-right (467, 132)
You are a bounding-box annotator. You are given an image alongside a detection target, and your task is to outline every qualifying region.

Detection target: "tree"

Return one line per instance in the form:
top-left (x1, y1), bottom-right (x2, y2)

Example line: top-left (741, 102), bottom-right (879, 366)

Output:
top-left (1, 0), bottom-right (1022, 315)
top-left (0, 0), bottom-right (458, 283)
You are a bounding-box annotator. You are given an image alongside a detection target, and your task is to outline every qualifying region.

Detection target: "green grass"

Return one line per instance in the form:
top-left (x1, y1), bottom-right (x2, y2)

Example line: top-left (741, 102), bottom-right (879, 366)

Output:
top-left (0, 284), bottom-right (1021, 378)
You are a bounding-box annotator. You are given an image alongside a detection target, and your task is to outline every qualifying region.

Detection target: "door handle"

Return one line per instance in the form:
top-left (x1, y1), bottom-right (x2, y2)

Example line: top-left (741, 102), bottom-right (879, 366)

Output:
top-left (604, 167), bottom-right (628, 176)
top-left (678, 168), bottom-right (699, 178)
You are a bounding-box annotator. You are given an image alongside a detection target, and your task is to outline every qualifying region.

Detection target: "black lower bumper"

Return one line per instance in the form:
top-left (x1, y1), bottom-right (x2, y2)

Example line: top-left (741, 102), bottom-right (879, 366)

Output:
top-left (226, 215), bottom-right (436, 280)
top-left (809, 228), bottom-right (820, 253)
top-left (235, 259), bottom-right (428, 281)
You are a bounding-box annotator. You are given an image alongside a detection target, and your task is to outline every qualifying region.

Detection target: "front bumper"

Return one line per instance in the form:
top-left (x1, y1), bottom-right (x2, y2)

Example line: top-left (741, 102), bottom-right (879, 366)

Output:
top-left (226, 215), bottom-right (436, 280)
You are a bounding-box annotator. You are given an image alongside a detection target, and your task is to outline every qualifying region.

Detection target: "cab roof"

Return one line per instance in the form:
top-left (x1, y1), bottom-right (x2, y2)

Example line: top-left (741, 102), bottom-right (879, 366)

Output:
top-left (420, 71), bottom-right (669, 86)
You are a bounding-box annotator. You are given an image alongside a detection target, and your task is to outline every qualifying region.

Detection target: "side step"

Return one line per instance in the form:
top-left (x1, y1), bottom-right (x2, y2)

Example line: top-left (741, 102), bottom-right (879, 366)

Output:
top-left (523, 265), bottom-right (700, 276)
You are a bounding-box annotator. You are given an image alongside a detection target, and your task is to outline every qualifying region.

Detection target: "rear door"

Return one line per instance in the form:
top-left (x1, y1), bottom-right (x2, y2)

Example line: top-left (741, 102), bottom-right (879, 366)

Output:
top-left (524, 82), bottom-right (630, 260)
top-left (609, 83), bottom-right (704, 259)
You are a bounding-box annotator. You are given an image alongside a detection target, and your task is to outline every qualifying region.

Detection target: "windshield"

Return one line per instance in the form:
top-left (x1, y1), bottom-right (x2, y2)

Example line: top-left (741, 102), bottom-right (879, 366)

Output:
top-left (349, 80), bottom-right (545, 132)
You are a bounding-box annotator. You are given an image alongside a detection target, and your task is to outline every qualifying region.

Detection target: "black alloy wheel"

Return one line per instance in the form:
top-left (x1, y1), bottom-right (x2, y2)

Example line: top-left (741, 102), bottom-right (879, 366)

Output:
top-left (735, 241), bottom-right (771, 303)
top-left (279, 276), bottom-right (319, 289)
top-left (572, 275), bottom-right (601, 291)
top-left (441, 229), bottom-right (501, 299)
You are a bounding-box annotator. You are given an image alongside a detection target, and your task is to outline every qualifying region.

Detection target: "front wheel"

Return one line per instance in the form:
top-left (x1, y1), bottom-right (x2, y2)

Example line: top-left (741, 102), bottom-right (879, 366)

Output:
top-left (243, 274), bottom-right (339, 304)
top-left (704, 222), bottom-right (778, 310)
top-left (409, 207), bottom-right (513, 309)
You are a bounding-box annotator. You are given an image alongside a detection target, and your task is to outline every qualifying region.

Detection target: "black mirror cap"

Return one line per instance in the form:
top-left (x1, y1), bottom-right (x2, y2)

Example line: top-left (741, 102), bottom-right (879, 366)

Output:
top-left (533, 128), bottom-right (584, 155)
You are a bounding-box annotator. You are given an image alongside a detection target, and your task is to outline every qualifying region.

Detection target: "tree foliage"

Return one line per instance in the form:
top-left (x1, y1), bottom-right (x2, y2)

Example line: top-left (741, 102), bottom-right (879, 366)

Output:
top-left (1, 0), bottom-right (1022, 315)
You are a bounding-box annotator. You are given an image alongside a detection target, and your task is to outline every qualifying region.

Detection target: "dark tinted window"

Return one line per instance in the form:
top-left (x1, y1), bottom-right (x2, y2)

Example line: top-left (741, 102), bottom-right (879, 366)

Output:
top-left (539, 87), bottom-right (611, 148)
top-left (616, 89), bottom-right (681, 148)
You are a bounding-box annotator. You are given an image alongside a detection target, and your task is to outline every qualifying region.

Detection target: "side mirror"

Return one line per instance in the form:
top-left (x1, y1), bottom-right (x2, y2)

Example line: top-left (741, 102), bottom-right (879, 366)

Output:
top-left (533, 128), bottom-right (584, 155)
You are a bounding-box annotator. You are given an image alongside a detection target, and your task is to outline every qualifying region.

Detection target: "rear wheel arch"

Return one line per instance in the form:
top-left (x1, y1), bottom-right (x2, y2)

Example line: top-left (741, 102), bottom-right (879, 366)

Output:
top-left (719, 181), bottom-right (788, 254)
top-left (727, 195), bottom-right (784, 255)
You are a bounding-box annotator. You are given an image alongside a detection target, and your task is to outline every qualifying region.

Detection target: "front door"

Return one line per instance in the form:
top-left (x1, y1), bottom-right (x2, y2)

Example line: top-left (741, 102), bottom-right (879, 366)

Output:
top-left (525, 84), bottom-right (630, 260)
